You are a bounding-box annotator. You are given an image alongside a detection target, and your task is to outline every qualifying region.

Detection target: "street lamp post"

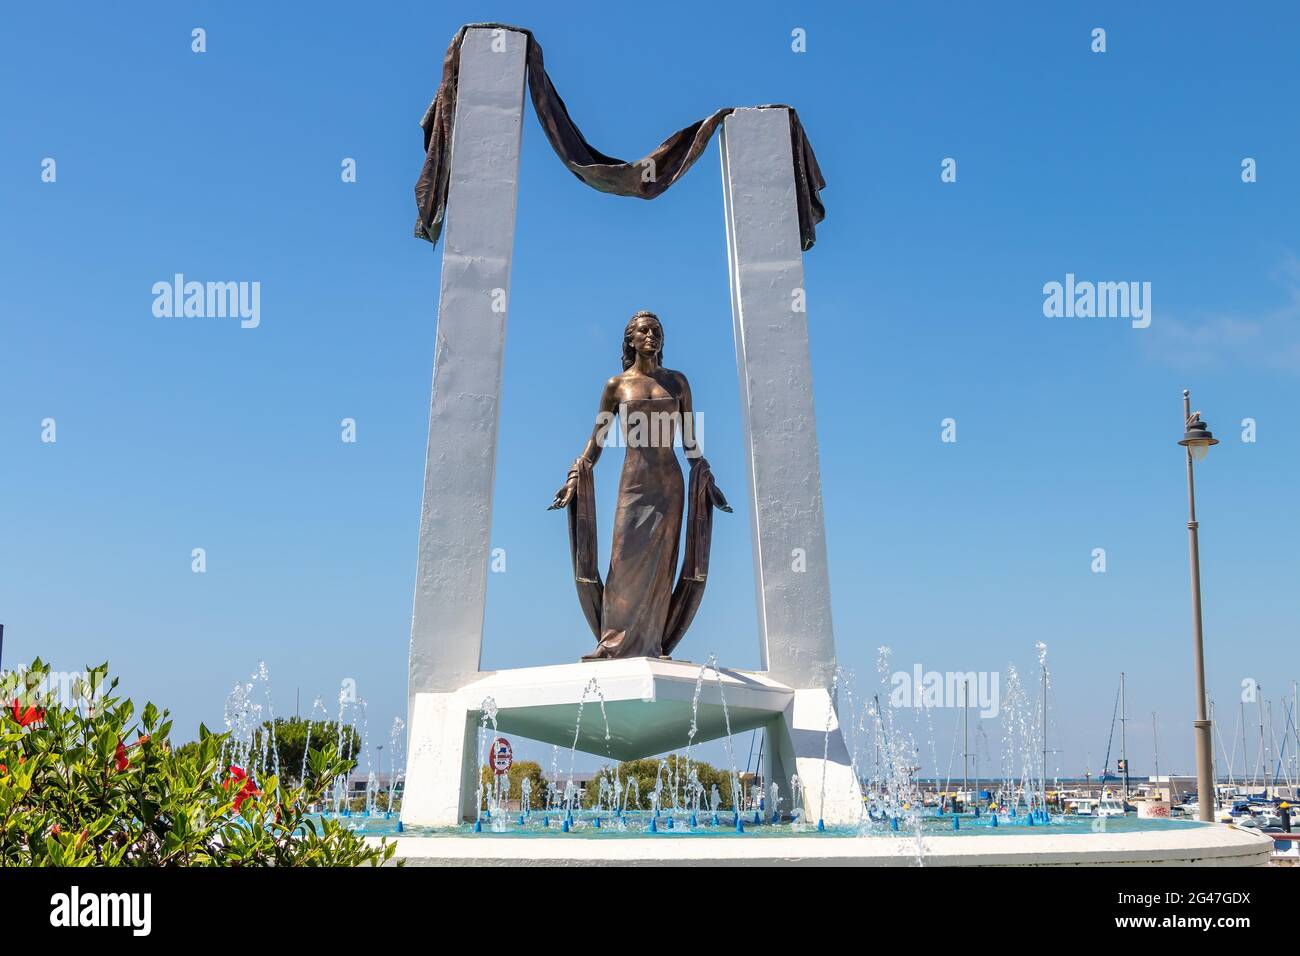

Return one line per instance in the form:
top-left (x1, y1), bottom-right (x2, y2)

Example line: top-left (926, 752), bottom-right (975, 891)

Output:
top-left (1178, 388), bottom-right (1218, 823)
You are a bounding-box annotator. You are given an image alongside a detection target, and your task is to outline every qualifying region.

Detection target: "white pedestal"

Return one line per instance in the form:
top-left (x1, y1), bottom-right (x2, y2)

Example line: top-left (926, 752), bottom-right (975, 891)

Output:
top-left (401, 658), bottom-right (862, 827)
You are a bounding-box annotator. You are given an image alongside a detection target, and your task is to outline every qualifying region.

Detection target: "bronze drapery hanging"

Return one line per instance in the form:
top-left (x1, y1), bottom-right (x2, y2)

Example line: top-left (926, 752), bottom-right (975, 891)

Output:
top-left (565, 454), bottom-right (730, 657)
top-left (414, 23), bottom-right (826, 251)
top-left (661, 458), bottom-right (731, 656)
top-left (565, 456), bottom-right (603, 639)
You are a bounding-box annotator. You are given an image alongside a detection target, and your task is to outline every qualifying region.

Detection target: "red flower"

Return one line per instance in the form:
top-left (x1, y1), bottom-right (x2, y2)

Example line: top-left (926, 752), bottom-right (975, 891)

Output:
top-left (9, 698), bottom-right (44, 728)
top-left (233, 780), bottom-right (260, 812)
top-left (109, 734), bottom-right (150, 773)
top-left (225, 765), bottom-right (260, 812)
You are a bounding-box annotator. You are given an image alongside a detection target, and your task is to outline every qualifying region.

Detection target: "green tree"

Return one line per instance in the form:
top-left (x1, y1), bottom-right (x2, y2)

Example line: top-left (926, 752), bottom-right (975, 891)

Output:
top-left (252, 718), bottom-right (362, 786)
top-left (172, 718), bottom-right (363, 788)
top-left (580, 756), bottom-right (738, 810)
top-left (478, 760), bottom-right (547, 810)
top-left (0, 659), bottom-right (396, 867)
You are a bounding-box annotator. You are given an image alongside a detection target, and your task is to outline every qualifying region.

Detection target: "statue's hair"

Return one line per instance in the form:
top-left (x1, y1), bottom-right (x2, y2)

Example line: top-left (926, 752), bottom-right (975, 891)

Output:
top-left (621, 310), bottom-right (664, 370)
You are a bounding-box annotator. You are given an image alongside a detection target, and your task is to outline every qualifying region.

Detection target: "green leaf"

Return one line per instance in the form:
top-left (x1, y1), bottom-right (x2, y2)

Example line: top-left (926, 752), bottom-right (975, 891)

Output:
top-left (2, 659), bottom-right (392, 868)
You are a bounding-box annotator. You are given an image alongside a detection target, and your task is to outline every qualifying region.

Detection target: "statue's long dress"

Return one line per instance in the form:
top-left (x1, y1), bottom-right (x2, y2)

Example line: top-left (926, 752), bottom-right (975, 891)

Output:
top-left (587, 397), bottom-right (684, 658)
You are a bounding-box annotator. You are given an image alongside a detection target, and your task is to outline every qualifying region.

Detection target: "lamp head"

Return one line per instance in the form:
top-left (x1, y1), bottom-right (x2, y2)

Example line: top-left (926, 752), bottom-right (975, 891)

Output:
top-left (1179, 411), bottom-right (1218, 461)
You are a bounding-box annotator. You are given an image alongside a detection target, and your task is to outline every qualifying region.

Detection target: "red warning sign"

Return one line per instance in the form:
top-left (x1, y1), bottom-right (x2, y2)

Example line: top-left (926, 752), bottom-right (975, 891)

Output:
top-left (490, 737), bottom-right (513, 775)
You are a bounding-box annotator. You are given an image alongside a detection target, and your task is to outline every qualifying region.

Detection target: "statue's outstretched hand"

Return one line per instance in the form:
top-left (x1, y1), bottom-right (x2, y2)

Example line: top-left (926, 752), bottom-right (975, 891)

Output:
top-left (709, 481), bottom-right (733, 514)
top-left (690, 456), bottom-right (733, 513)
top-left (547, 476), bottom-right (577, 511)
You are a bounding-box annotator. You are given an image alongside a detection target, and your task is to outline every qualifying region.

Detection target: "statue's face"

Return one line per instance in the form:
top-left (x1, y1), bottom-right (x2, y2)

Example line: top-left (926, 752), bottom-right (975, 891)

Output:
top-left (629, 317), bottom-right (662, 356)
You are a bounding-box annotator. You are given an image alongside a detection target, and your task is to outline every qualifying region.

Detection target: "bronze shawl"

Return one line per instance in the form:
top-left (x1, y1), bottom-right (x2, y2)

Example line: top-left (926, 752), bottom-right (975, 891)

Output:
top-left (414, 23), bottom-right (826, 252)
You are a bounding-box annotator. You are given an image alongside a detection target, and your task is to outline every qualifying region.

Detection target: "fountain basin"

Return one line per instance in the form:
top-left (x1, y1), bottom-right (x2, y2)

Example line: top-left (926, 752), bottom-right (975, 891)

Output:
top-left (368, 822), bottom-right (1271, 866)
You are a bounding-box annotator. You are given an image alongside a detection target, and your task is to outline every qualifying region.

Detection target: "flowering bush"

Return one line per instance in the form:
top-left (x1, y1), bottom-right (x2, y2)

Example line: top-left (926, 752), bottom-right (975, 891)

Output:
top-left (0, 660), bottom-right (396, 867)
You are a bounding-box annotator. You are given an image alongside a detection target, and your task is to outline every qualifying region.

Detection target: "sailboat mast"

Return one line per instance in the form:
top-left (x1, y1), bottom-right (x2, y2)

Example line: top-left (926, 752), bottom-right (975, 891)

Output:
top-left (1259, 690), bottom-right (1266, 792)
top-left (1120, 672), bottom-right (1129, 802)
top-left (1152, 711), bottom-right (1161, 801)
top-left (1209, 697), bottom-right (1217, 787)
top-left (1210, 697), bottom-right (1224, 796)
top-left (1241, 700), bottom-right (1248, 788)
top-left (1266, 699), bottom-right (1273, 799)
top-left (963, 678), bottom-right (969, 803)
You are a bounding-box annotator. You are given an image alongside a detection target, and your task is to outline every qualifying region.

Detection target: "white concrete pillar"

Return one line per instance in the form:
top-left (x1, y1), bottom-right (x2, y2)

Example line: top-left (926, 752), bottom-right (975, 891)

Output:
top-left (720, 108), bottom-right (838, 692)
top-left (404, 28), bottom-right (526, 825)
top-left (408, 27), bottom-right (527, 700)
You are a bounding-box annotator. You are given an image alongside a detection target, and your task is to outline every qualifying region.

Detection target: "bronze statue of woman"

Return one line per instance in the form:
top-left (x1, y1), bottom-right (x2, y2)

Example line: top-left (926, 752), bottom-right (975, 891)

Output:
top-left (549, 311), bottom-right (730, 661)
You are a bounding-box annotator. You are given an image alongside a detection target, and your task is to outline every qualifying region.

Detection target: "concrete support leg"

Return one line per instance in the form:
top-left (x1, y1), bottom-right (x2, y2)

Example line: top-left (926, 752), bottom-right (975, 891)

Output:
top-left (766, 688), bottom-right (863, 827)
top-left (402, 693), bottom-right (480, 826)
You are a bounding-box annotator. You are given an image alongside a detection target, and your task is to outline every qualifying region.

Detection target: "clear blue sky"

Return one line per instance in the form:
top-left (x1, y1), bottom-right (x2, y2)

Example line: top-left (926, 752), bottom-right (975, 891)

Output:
top-left (3, 0), bottom-right (1299, 781)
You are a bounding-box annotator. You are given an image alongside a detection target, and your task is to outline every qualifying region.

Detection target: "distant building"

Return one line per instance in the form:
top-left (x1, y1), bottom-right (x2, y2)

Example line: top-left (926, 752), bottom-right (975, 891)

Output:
top-left (348, 773), bottom-right (404, 796)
